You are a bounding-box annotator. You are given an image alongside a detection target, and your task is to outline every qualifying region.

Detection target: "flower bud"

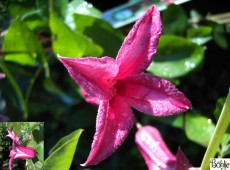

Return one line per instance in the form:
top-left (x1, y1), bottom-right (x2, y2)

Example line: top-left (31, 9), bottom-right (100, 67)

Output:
top-left (135, 126), bottom-right (176, 170)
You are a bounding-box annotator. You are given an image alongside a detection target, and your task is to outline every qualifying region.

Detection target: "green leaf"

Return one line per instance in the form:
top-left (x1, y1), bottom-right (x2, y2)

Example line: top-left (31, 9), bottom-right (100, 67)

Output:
top-left (36, 0), bottom-right (68, 18)
top-left (213, 24), bottom-right (228, 49)
top-left (32, 129), bottom-right (43, 144)
top-left (220, 133), bottom-right (230, 157)
top-left (43, 129), bottom-right (83, 170)
top-left (49, 12), bottom-right (103, 57)
top-left (37, 141), bottom-right (44, 162)
top-left (3, 18), bottom-right (45, 66)
top-left (7, 1), bottom-right (34, 17)
top-left (35, 0), bottom-right (68, 19)
top-left (205, 20), bottom-right (228, 49)
top-left (185, 112), bottom-right (215, 147)
top-left (35, 0), bottom-right (49, 18)
top-left (147, 35), bottom-right (205, 78)
top-left (65, 0), bottom-right (102, 29)
top-left (74, 13), bottom-right (124, 57)
top-left (213, 97), bottom-right (230, 157)
top-left (53, 0), bottom-right (68, 18)
top-left (22, 10), bottom-right (48, 31)
top-left (162, 4), bottom-right (188, 36)
top-left (187, 26), bottom-right (213, 45)
top-left (214, 97), bottom-right (227, 121)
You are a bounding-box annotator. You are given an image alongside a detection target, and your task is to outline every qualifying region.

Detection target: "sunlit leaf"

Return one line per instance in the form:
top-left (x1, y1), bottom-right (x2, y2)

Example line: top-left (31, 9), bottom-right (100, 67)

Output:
top-left (185, 112), bottom-right (215, 147)
top-left (74, 13), bottom-right (124, 57)
top-left (3, 18), bottom-right (45, 66)
top-left (147, 35), bottom-right (205, 78)
top-left (43, 129), bottom-right (83, 170)
top-left (187, 26), bottom-right (213, 45)
top-left (162, 4), bottom-right (187, 36)
top-left (65, 0), bottom-right (102, 29)
top-left (49, 12), bottom-right (103, 57)
top-left (22, 11), bottom-right (48, 30)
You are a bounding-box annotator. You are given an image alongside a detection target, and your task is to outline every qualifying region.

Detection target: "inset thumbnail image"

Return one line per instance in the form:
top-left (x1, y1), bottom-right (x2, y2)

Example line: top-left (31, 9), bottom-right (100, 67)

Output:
top-left (0, 122), bottom-right (43, 170)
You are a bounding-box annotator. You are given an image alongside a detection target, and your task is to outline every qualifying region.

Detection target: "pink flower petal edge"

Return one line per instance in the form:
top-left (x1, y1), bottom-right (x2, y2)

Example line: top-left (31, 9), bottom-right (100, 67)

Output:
top-left (116, 5), bottom-right (162, 79)
top-left (81, 97), bottom-right (135, 166)
top-left (58, 56), bottom-right (119, 101)
top-left (117, 73), bottom-right (191, 116)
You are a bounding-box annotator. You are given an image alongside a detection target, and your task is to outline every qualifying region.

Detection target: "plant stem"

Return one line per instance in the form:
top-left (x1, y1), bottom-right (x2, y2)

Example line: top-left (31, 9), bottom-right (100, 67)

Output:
top-left (0, 60), bottom-right (28, 119)
top-left (201, 88), bottom-right (230, 170)
top-left (25, 67), bottom-right (42, 103)
top-left (49, 0), bottom-right (53, 13)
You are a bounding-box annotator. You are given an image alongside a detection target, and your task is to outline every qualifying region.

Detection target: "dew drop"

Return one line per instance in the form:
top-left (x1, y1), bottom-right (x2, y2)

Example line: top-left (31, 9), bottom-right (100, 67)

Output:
top-left (185, 61), bottom-right (195, 69)
top-left (207, 119), bottom-right (212, 124)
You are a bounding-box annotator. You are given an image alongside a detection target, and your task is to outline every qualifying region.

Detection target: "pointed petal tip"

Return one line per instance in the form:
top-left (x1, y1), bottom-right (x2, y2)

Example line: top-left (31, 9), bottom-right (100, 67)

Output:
top-left (118, 74), bottom-right (192, 116)
top-left (187, 103), bottom-right (192, 110)
top-left (80, 163), bottom-right (85, 167)
top-left (80, 161), bottom-right (92, 167)
top-left (57, 54), bottom-right (72, 63)
top-left (80, 155), bottom-right (101, 167)
top-left (57, 54), bottom-right (66, 61)
top-left (57, 54), bottom-right (61, 57)
top-left (116, 5), bottom-right (162, 78)
top-left (80, 160), bottom-right (100, 167)
top-left (182, 99), bottom-right (192, 111)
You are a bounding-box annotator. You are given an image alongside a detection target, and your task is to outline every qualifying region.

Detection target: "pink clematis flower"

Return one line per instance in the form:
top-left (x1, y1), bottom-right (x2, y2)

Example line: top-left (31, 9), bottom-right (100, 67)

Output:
top-left (135, 125), bottom-right (200, 170)
top-left (6, 130), bottom-right (36, 170)
top-left (58, 5), bottom-right (191, 166)
top-left (6, 130), bottom-right (20, 145)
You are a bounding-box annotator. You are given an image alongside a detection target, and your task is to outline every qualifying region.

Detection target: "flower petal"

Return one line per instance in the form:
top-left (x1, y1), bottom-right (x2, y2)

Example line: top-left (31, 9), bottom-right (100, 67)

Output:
top-left (81, 88), bottom-right (100, 105)
top-left (135, 126), bottom-right (176, 170)
top-left (6, 130), bottom-right (21, 145)
top-left (9, 156), bottom-right (15, 170)
top-left (117, 73), bottom-right (191, 116)
top-left (0, 73), bottom-right (5, 79)
top-left (116, 5), bottom-right (162, 79)
top-left (14, 143), bottom-right (36, 159)
top-left (176, 148), bottom-right (192, 170)
top-left (82, 97), bottom-right (135, 166)
top-left (58, 56), bottom-right (119, 100)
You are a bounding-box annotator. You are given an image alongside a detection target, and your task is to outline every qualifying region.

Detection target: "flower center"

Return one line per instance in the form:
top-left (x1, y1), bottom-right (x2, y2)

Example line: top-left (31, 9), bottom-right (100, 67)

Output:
top-left (106, 79), bottom-right (117, 99)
